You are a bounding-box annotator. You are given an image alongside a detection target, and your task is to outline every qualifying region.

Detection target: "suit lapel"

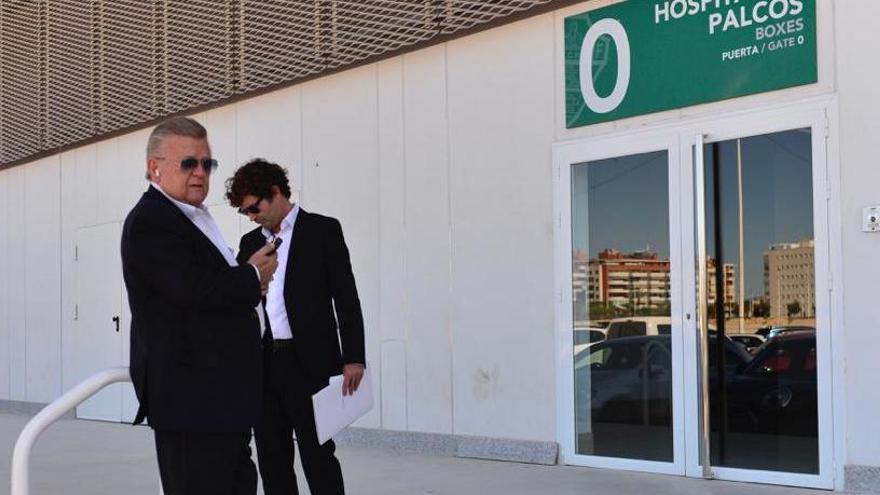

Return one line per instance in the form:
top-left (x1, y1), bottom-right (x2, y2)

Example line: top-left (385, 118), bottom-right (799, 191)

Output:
top-left (243, 229), bottom-right (264, 261)
top-left (146, 186), bottom-right (231, 268)
top-left (284, 207), bottom-right (308, 297)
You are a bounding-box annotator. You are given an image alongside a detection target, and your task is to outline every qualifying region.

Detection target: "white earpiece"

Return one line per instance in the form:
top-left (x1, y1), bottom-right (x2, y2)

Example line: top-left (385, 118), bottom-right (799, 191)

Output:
top-left (155, 170), bottom-right (160, 178)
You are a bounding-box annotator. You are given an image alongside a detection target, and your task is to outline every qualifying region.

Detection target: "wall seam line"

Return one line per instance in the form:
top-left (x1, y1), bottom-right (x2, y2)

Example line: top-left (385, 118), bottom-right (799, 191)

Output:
top-left (401, 53), bottom-right (409, 432)
top-left (374, 62), bottom-right (383, 429)
top-left (443, 42), bottom-right (454, 436)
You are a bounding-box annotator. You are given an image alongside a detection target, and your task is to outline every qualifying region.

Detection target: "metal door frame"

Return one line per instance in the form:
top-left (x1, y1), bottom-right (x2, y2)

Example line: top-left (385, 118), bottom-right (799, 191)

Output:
top-left (554, 97), bottom-right (841, 488)
top-left (680, 103), bottom-right (835, 489)
top-left (554, 129), bottom-right (686, 475)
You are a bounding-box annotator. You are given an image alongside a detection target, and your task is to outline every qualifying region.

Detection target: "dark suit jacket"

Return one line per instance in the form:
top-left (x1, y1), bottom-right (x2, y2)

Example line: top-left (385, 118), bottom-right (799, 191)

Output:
top-left (121, 186), bottom-right (263, 432)
top-left (237, 208), bottom-right (365, 381)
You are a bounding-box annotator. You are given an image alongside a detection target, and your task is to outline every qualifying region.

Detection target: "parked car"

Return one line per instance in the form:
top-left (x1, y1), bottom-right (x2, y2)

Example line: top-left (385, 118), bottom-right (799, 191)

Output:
top-left (604, 316), bottom-right (673, 340)
top-left (587, 320), bottom-right (611, 330)
top-left (574, 327), bottom-right (607, 346)
top-left (574, 335), bottom-right (751, 428)
top-left (755, 325), bottom-right (814, 340)
top-left (726, 329), bottom-right (817, 436)
top-left (766, 325), bottom-right (814, 340)
top-left (728, 333), bottom-right (766, 354)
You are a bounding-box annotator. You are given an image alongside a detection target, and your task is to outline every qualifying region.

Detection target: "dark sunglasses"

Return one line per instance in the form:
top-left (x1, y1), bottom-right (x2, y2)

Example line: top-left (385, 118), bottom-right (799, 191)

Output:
top-left (179, 156), bottom-right (218, 174)
top-left (238, 197), bottom-right (266, 215)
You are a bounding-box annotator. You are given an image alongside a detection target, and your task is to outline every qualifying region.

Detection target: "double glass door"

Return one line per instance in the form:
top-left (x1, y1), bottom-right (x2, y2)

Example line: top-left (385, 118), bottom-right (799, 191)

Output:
top-left (556, 108), bottom-right (832, 487)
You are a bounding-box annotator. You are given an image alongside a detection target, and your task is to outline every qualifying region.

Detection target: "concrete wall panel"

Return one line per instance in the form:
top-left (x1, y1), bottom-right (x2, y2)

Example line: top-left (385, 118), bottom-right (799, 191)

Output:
top-left (402, 45), bottom-right (453, 434)
top-left (236, 87), bottom-right (303, 204)
top-left (202, 106), bottom-right (238, 209)
top-left (72, 145), bottom-right (98, 229)
top-left (302, 65), bottom-right (381, 428)
top-left (0, 170), bottom-right (11, 398)
top-left (24, 156), bottom-right (63, 402)
top-left (377, 57), bottom-right (409, 429)
top-left (377, 58), bottom-right (408, 347)
top-left (380, 340), bottom-right (407, 430)
top-left (117, 129), bottom-right (154, 214)
top-left (94, 139), bottom-right (126, 225)
top-left (6, 167), bottom-right (27, 400)
top-left (59, 151), bottom-right (78, 394)
top-left (447, 14), bottom-right (557, 442)
top-left (835, 0), bottom-right (880, 468)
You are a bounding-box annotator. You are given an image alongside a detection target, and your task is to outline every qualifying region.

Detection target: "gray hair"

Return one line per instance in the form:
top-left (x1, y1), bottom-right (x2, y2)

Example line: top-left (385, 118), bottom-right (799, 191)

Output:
top-left (144, 116), bottom-right (208, 180)
top-left (146, 116), bottom-right (208, 159)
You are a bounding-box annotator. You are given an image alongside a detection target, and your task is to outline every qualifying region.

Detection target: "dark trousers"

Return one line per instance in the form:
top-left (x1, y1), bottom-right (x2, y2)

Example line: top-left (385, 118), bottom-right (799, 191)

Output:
top-left (154, 430), bottom-right (256, 495)
top-left (255, 345), bottom-right (344, 495)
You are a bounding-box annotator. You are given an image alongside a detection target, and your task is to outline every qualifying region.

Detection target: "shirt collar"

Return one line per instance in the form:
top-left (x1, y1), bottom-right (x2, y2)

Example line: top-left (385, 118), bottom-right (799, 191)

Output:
top-left (150, 182), bottom-right (208, 219)
top-left (262, 203), bottom-right (300, 239)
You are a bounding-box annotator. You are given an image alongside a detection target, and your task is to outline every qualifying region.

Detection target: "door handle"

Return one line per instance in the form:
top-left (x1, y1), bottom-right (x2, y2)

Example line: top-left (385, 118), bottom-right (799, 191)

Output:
top-left (112, 316), bottom-right (120, 332)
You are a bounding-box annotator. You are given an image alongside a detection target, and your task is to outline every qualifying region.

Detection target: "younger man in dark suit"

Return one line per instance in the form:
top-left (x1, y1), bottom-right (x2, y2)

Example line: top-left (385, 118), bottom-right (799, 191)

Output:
top-left (227, 158), bottom-right (366, 495)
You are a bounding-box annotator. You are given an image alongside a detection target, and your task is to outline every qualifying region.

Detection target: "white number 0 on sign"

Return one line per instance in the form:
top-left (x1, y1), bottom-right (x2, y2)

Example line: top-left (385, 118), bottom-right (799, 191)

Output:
top-left (578, 18), bottom-right (631, 114)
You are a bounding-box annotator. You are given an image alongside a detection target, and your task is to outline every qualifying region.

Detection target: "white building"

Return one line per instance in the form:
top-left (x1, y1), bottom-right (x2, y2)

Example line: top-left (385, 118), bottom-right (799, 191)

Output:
top-left (1, 0), bottom-right (878, 492)
top-left (765, 239), bottom-right (816, 318)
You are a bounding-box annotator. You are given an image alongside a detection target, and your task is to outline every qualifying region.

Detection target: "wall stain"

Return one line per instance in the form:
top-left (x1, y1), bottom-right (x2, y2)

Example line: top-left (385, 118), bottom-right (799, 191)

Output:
top-left (473, 365), bottom-right (500, 400)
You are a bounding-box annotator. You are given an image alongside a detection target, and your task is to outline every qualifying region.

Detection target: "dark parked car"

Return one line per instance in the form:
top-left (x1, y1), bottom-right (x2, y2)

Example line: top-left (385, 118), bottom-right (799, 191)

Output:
top-left (766, 325), bottom-right (814, 340)
top-left (755, 325), bottom-right (814, 340)
top-left (726, 329), bottom-right (817, 436)
top-left (574, 335), bottom-right (752, 427)
top-left (729, 334), bottom-right (766, 354)
top-left (573, 327), bottom-right (606, 345)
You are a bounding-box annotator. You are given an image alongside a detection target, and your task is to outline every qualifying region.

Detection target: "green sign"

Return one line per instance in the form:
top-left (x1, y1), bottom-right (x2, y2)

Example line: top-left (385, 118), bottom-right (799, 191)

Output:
top-left (565, 0), bottom-right (817, 128)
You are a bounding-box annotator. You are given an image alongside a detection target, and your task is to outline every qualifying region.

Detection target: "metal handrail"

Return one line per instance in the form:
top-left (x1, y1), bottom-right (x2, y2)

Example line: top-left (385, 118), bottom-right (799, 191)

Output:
top-left (10, 366), bottom-right (132, 495)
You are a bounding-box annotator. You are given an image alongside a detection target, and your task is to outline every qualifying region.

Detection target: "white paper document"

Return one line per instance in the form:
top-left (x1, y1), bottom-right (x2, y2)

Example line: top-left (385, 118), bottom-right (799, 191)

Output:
top-left (312, 367), bottom-right (374, 444)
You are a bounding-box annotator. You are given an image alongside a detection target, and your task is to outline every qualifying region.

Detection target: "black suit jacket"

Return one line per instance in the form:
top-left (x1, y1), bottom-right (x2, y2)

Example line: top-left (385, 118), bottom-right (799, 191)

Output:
top-left (237, 208), bottom-right (365, 381)
top-left (121, 186), bottom-right (263, 432)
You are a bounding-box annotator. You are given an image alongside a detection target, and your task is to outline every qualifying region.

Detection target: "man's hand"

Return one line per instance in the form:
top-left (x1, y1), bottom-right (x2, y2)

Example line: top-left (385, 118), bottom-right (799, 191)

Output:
top-left (247, 242), bottom-right (279, 295)
top-left (342, 363), bottom-right (365, 396)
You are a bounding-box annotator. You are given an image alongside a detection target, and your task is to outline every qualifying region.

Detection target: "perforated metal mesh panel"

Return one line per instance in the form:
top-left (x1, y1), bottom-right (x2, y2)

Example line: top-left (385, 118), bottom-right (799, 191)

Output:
top-left (100, 1), bottom-right (157, 134)
top-left (1, 1), bottom-right (43, 163)
top-left (241, 0), bottom-right (326, 91)
top-left (46, 0), bottom-right (94, 149)
top-left (0, 0), bottom-right (554, 167)
top-left (166, 0), bottom-right (235, 113)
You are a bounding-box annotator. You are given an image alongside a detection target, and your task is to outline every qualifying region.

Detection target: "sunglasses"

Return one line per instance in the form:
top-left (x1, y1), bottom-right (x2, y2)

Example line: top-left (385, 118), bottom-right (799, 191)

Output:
top-left (178, 157), bottom-right (218, 174)
top-left (238, 197), bottom-right (266, 215)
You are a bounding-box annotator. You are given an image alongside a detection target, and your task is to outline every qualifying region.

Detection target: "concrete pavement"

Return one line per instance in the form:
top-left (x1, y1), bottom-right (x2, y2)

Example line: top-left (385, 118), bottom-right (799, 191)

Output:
top-left (0, 412), bottom-right (833, 495)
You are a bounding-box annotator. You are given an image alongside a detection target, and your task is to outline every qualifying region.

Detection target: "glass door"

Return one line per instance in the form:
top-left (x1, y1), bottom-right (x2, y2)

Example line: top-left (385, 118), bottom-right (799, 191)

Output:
top-left (555, 131), bottom-right (686, 475)
top-left (684, 109), bottom-right (833, 488)
top-left (556, 106), bottom-right (834, 488)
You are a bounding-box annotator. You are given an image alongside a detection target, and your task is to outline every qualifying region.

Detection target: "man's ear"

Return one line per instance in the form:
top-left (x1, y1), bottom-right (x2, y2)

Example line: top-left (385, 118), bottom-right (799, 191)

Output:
top-left (147, 159), bottom-right (160, 181)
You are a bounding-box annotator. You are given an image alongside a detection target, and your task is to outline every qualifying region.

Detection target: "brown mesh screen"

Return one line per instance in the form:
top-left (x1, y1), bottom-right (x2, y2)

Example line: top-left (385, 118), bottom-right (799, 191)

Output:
top-left (0, 0), bottom-right (553, 167)
top-left (100, 1), bottom-right (157, 134)
top-left (165, 0), bottom-right (235, 113)
top-left (46, 0), bottom-right (94, 149)
top-left (1, 1), bottom-right (43, 163)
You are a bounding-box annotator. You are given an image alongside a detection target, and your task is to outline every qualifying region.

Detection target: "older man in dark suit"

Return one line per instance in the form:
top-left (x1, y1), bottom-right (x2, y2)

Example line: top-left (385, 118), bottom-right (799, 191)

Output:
top-left (227, 158), bottom-right (366, 495)
top-left (121, 117), bottom-right (278, 495)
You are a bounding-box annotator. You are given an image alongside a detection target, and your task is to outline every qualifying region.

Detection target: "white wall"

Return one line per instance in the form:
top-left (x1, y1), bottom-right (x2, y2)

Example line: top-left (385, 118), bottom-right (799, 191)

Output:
top-left (2, 1), bottom-right (878, 464)
top-left (400, 44), bottom-right (456, 434)
top-left (301, 64), bottom-right (382, 428)
top-left (446, 15), bottom-right (557, 440)
top-left (834, 0), bottom-right (880, 468)
top-left (23, 157), bottom-right (63, 402)
top-left (0, 166), bottom-right (13, 399)
top-left (0, 10), bottom-right (561, 441)
top-left (0, 156), bottom-right (62, 404)
top-left (5, 166), bottom-right (26, 401)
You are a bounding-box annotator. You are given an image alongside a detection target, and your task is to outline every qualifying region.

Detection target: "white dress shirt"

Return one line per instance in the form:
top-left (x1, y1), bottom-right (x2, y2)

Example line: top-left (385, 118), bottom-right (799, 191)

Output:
top-left (151, 183), bottom-right (265, 333)
top-left (262, 204), bottom-right (300, 340)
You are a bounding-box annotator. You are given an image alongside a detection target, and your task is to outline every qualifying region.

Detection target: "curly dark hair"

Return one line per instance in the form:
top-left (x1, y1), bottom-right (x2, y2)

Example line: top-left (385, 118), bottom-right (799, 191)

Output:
top-left (225, 158), bottom-right (292, 207)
